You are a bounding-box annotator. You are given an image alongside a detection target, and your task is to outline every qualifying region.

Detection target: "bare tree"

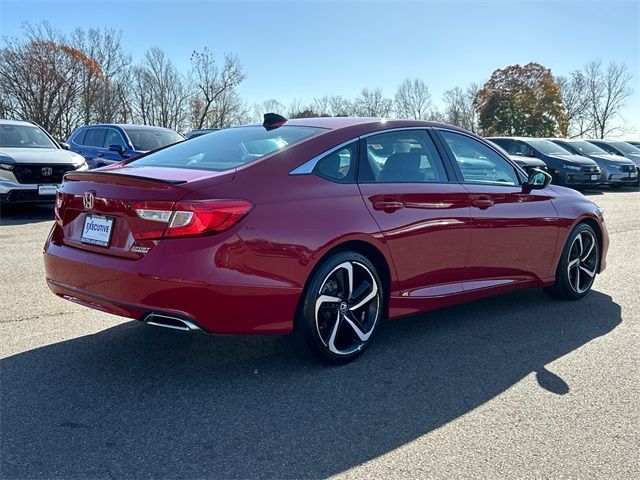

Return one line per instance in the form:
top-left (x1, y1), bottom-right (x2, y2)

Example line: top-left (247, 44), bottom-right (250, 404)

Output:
top-left (327, 95), bottom-right (352, 116)
top-left (252, 99), bottom-right (286, 122)
top-left (583, 61), bottom-right (633, 138)
top-left (131, 47), bottom-right (189, 130)
top-left (443, 83), bottom-right (478, 132)
top-left (394, 78), bottom-right (433, 120)
top-left (0, 23), bottom-right (99, 138)
top-left (190, 49), bottom-right (245, 129)
top-left (556, 71), bottom-right (591, 137)
top-left (354, 88), bottom-right (392, 117)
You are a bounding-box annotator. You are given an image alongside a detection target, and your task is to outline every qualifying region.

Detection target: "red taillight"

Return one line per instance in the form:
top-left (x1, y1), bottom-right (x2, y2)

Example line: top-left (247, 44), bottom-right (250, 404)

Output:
top-left (132, 199), bottom-right (253, 240)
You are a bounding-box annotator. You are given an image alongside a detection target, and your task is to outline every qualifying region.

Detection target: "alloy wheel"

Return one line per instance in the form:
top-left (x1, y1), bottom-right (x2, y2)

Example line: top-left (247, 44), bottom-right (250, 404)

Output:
top-left (567, 230), bottom-right (598, 294)
top-left (314, 261), bottom-right (381, 356)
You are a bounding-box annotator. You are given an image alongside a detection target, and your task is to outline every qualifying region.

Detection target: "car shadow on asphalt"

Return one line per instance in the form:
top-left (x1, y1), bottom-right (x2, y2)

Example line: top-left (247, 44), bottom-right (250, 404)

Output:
top-left (0, 204), bottom-right (55, 226)
top-left (0, 289), bottom-right (621, 479)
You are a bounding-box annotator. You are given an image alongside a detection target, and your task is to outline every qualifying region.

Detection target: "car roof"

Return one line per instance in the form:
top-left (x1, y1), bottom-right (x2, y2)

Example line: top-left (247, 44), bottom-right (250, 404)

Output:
top-left (245, 116), bottom-right (469, 134)
top-left (0, 119), bottom-right (36, 127)
top-left (81, 124), bottom-right (177, 132)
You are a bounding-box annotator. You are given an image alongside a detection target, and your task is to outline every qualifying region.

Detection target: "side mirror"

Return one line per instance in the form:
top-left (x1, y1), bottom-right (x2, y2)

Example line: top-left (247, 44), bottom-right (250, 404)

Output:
top-left (525, 168), bottom-right (552, 190)
top-left (108, 144), bottom-right (125, 155)
top-left (59, 142), bottom-right (70, 150)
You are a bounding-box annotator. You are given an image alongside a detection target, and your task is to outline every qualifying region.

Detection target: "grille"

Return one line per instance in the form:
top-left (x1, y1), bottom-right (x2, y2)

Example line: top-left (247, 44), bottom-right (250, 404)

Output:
top-left (582, 165), bottom-right (600, 173)
top-left (11, 164), bottom-right (78, 184)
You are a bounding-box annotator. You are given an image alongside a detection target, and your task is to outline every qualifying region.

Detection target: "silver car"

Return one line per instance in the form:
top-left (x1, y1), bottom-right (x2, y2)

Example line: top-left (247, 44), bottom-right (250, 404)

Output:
top-left (0, 120), bottom-right (87, 203)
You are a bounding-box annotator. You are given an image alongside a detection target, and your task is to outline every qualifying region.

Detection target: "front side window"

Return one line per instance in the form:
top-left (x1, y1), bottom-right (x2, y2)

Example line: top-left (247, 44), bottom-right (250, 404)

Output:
top-left (104, 129), bottom-right (127, 149)
top-left (313, 143), bottom-right (357, 183)
top-left (441, 131), bottom-right (520, 186)
top-left (130, 125), bottom-right (323, 171)
top-left (123, 128), bottom-right (184, 151)
top-left (360, 130), bottom-right (448, 183)
top-left (0, 124), bottom-right (57, 149)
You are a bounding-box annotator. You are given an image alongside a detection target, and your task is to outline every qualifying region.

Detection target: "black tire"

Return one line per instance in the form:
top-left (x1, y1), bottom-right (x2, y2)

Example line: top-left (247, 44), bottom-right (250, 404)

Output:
top-left (544, 223), bottom-right (600, 300)
top-left (295, 251), bottom-right (384, 364)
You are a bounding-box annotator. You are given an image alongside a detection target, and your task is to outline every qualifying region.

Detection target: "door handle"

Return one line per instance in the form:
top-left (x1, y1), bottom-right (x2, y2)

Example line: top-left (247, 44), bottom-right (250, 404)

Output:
top-left (372, 201), bottom-right (404, 212)
top-left (471, 197), bottom-right (494, 209)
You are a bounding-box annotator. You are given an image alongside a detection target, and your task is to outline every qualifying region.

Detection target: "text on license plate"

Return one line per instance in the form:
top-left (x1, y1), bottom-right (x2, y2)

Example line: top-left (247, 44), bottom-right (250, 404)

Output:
top-left (81, 215), bottom-right (114, 247)
top-left (38, 185), bottom-right (58, 195)
top-left (590, 175), bottom-right (599, 180)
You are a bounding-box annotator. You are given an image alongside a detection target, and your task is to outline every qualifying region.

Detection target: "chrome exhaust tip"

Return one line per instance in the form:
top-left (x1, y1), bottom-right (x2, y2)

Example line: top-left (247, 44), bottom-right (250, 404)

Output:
top-left (144, 313), bottom-right (201, 332)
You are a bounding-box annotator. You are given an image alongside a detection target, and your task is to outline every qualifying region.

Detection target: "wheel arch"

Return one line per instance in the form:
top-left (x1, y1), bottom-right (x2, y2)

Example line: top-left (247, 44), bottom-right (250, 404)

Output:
top-left (297, 238), bottom-right (394, 321)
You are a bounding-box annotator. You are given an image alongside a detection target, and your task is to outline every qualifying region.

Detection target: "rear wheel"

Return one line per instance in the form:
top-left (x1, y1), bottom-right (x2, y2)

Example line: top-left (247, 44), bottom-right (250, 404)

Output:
top-left (544, 223), bottom-right (600, 300)
top-left (295, 252), bottom-right (383, 364)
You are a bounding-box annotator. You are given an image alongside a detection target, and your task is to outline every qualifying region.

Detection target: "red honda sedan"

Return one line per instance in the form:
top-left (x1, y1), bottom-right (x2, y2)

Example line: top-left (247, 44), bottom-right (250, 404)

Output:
top-left (44, 115), bottom-right (608, 364)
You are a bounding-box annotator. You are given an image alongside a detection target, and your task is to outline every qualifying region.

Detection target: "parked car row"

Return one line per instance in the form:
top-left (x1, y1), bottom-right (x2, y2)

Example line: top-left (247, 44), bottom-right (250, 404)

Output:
top-left (489, 137), bottom-right (640, 188)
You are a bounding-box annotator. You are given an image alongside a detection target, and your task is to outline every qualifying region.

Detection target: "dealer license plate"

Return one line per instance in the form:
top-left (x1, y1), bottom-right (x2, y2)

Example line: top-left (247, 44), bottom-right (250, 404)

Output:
top-left (38, 185), bottom-right (58, 195)
top-left (81, 215), bottom-right (114, 247)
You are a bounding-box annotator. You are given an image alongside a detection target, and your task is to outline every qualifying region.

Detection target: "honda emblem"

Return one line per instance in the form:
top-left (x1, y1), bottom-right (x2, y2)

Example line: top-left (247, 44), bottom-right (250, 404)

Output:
top-left (83, 191), bottom-right (95, 210)
top-left (41, 167), bottom-right (53, 176)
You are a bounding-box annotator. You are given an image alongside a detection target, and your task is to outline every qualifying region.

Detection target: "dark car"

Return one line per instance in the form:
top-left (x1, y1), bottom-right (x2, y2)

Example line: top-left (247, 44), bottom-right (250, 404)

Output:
top-left (585, 139), bottom-right (640, 184)
top-left (184, 128), bottom-right (219, 140)
top-left (67, 124), bottom-right (185, 169)
top-left (550, 139), bottom-right (637, 188)
top-left (488, 137), bottom-right (600, 189)
top-left (487, 140), bottom-right (548, 173)
top-left (45, 116), bottom-right (608, 364)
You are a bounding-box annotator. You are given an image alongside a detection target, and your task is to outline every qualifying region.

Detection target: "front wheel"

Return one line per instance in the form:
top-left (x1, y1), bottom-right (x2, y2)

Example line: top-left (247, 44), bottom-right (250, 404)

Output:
top-left (295, 252), bottom-right (384, 364)
top-left (544, 223), bottom-right (600, 300)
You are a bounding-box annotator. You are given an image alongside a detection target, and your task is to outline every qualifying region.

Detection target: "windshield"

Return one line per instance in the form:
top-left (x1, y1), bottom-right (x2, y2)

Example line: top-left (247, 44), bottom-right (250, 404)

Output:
top-left (609, 141), bottom-right (640, 155)
top-left (129, 125), bottom-right (323, 171)
top-left (123, 127), bottom-right (185, 151)
top-left (527, 139), bottom-right (571, 156)
top-left (566, 140), bottom-right (608, 155)
top-left (0, 124), bottom-right (57, 149)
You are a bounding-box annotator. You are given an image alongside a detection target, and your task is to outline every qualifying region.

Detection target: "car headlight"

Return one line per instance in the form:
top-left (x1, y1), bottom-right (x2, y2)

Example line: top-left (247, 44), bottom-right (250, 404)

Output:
top-left (0, 163), bottom-right (14, 170)
top-left (563, 164), bottom-right (582, 171)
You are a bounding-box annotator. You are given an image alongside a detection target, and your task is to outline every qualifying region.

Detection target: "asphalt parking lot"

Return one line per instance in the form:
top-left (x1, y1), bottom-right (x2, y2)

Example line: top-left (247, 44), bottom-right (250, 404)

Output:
top-left (1, 189), bottom-right (639, 479)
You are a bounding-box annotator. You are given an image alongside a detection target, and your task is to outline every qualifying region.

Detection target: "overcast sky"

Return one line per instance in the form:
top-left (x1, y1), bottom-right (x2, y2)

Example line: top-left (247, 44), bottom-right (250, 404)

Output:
top-left (1, 0), bottom-right (638, 137)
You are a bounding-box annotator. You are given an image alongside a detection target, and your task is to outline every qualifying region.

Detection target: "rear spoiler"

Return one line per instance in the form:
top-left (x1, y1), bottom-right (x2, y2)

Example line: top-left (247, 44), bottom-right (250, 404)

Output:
top-left (63, 171), bottom-right (186, 188)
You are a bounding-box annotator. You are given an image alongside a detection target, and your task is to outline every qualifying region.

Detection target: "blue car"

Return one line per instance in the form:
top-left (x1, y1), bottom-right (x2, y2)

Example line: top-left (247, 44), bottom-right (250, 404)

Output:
top-left (66, 124), bottom-right (185, 169)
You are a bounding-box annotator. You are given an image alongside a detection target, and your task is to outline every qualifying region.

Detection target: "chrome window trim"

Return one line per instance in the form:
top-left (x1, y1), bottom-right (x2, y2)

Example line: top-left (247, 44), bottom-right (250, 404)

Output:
top-left (289, 127), bottom-right (430, 175)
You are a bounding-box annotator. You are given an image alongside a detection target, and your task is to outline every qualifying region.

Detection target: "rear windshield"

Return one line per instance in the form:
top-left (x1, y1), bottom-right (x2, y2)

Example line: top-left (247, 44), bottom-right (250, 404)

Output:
top-left (122, 127), bottom-right (185, 151)
top-left (129, 125), bottom-right (323, 171)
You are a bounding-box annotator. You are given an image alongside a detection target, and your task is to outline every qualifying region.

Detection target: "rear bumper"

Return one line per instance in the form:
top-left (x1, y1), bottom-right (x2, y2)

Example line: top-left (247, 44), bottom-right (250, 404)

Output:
top-left (43, 235), bottom-right (302, 334)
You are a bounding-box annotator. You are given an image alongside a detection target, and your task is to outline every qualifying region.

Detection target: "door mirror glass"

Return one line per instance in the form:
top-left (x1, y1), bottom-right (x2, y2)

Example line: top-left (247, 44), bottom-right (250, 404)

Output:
top-left (526, 168), bottom-right (552, 189)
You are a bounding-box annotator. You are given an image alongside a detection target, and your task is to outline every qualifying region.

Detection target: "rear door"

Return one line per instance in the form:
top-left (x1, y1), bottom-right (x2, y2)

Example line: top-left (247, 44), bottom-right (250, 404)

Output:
top-left (83, 127), bottom-right (108, 166)
top-left (357, 129), bottom-right (472, 298)
top-left (435, 129), bottom-right (559, 287)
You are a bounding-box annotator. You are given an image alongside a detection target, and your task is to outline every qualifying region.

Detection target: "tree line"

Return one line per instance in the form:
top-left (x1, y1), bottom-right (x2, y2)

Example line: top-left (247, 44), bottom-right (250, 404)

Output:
top-left (0, 23), bottom-right (634, 140)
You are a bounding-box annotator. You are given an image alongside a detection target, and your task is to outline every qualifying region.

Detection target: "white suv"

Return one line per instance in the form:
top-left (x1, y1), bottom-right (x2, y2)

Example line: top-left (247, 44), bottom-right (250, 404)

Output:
top-left (0, 120), bottom-right (87, 203)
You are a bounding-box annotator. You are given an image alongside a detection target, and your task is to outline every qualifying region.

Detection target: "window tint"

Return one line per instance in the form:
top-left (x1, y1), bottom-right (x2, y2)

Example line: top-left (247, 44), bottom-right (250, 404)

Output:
top-left (130, 125), bottom-right (322, 172)
top-left (441, 131), bottom-right (520, 186)
top-left (122, 128), bottom-right (184, 151)
top-left (72, 129), bottom-right (87, 145)
top-left (313, 143), bottom-right (356, 183)
top-left (360, 130), bottom-right (448, 183)
top-left (84, 128), bottom-right (107, 148)
top-left (104, 129), bottom-right (127, 149)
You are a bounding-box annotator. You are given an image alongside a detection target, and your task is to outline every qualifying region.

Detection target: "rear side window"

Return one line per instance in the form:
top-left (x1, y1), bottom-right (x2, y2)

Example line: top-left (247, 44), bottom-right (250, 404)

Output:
top-left (313, 142), bottom-right (357, 183)
top-left (441, 131), bottom-right (520, 186)
top-left (72, 129), bottom-right (87, 145)
top-left (84, 128), bottom-right (107, 148)
top-left (130, 125), bottom-right (323, 171)
top-left (359, 130), bottom-right (448, 183)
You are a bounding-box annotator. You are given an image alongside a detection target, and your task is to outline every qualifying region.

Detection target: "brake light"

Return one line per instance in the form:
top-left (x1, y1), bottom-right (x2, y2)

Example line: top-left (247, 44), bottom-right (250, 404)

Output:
top-left (132, 199), bottom-right (253, 240)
